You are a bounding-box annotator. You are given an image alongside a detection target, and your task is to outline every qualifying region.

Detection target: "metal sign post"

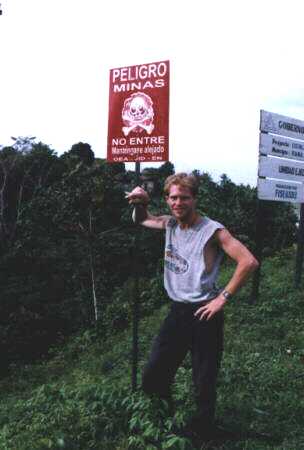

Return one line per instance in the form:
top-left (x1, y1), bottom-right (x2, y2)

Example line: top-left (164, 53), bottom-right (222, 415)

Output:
top-left (132, 161), bottom-right (141, 391)
top-left (295, 203), bottom-right (304, 288)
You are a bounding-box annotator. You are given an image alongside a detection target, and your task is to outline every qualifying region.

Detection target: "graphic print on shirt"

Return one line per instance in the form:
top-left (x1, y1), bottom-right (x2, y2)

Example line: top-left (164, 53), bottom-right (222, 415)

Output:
top-left (164, 244), bottom-right (189, 274)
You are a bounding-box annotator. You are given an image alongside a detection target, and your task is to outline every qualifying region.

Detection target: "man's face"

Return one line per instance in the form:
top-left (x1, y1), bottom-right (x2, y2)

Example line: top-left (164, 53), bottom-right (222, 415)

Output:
top-left (166, 184), bottom-right (196, 221)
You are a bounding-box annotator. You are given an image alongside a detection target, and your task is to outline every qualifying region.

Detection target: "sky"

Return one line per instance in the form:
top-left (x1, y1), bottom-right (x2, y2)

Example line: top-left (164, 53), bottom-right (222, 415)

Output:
top-left (1, 0), bottom-right (304, 186)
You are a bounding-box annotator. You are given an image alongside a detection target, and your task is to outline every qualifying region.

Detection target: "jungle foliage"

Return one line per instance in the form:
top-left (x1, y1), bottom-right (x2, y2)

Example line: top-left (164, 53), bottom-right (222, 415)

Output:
top-left (0, 249), bottom-right (303, 449)
top-left (0, 137), bottom-right (298, 372)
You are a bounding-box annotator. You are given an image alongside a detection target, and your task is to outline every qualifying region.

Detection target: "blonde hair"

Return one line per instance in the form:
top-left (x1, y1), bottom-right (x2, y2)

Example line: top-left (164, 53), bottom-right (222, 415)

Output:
top-left (164, 173), bottom-right (199, 197)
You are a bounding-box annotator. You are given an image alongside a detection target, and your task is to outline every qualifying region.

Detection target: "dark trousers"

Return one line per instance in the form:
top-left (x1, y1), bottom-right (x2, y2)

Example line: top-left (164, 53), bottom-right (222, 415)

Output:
top-left (142, 301), bottom-right (224, 426)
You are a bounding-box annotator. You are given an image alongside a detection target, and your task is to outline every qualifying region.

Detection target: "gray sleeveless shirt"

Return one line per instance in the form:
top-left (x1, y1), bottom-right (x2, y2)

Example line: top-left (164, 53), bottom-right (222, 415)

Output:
top-left (164, 216), bottom-right (225, 303)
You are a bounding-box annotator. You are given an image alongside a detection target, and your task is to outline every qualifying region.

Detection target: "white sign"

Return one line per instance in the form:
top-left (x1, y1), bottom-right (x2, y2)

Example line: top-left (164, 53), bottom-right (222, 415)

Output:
top-left (259, 133), bottom-right (304, 162)
top-left (258, 178), bottom-right (304, 203)
top-left (259, 156), bottom-right (304, 183)
top-left (260, 110), bottom-right (304, 141)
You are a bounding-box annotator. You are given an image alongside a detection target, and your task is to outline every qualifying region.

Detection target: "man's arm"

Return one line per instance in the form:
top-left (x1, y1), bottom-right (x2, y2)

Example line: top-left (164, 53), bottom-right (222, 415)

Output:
top-left (126, 186), bottom-right (170, 230)
top-left (195, 228), bottom-right (259, 321)
top-left (216, 228), bottom-right (259, 295)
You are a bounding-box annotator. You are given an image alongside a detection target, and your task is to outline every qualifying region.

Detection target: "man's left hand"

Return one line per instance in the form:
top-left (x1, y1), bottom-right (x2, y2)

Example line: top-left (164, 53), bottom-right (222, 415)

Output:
top-left (194, 296), bottom-right (226, 321)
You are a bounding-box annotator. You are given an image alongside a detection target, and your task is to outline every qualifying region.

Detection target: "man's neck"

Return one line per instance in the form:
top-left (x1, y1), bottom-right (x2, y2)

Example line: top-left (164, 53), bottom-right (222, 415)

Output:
top-left (178, 212), bottom-right (201, 229)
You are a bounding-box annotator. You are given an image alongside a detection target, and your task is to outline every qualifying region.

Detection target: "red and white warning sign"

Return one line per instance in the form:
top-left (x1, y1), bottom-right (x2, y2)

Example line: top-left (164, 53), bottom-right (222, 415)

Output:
top-left (107, 60), bottom-right (170, 163)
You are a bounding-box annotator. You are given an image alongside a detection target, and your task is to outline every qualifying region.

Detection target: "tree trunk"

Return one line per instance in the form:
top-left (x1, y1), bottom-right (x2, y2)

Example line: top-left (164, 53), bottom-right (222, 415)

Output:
top-left (89, 208), bottom-right (98, 322)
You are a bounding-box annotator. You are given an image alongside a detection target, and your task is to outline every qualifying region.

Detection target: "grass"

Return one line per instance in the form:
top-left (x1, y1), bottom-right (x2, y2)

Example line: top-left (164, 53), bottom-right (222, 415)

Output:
top-left (0, 248), bottom-right (303, 449)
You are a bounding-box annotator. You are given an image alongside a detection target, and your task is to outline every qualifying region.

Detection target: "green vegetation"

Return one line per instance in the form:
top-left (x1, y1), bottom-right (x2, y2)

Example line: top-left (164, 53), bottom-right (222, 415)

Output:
top-left (0, 137), bottom-right (298, 373)
top-left (0, 248), bottom-right (303, 449)
top-left (0, 136), bottom-right (302, 448)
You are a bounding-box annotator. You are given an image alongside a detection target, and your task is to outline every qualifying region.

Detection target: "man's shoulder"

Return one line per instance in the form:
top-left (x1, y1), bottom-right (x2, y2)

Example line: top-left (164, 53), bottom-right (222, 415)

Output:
top-left (166, 216), bottom-right (177, 228)
top-left (201, 216), bottom-right (225, 230)
top-left (203, 216), bottom-right (225, 228)
top-left (200, 217), bottom-right (226, 245)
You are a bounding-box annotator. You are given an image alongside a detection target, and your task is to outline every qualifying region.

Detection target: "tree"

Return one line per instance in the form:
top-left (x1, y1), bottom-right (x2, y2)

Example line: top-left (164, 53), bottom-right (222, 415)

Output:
top-left (64, 142), bottom-right (95, 166)
top-left (0, 140), bottom-right (62, 248)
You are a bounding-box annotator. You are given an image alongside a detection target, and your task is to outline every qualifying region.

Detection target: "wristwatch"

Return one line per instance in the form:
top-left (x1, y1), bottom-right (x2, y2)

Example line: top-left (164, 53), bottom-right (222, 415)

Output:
top-left (221, 290), bottom-right (232, 301)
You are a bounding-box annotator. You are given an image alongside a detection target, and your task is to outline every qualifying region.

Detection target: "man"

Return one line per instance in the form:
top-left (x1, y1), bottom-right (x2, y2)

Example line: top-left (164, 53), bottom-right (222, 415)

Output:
top-left (127, 173), bottom-right (258, 440)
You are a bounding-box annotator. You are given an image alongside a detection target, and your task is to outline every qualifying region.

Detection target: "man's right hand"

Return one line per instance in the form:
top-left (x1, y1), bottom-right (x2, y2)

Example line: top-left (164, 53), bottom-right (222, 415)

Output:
top-left (126, 186), bottom-right (169, 229)
top-left (125, 186), bottom-right (150, 206)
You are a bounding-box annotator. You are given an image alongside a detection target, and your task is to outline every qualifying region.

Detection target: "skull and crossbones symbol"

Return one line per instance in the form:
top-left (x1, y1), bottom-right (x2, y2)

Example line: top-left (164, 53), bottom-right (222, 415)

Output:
top-left (122, 92), bottom-right (154, 136)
